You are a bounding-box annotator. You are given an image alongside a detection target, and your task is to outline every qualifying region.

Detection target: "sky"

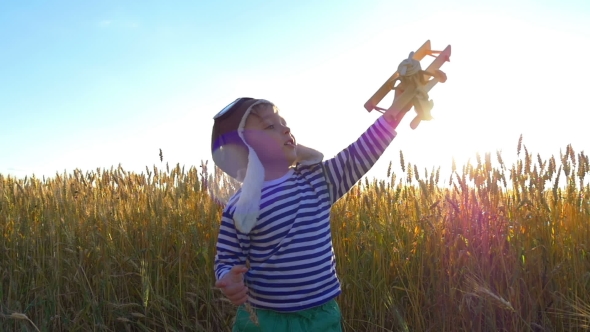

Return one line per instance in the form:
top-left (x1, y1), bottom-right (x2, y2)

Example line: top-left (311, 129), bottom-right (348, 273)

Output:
top-left (1, 0), bottom-right (589, 185)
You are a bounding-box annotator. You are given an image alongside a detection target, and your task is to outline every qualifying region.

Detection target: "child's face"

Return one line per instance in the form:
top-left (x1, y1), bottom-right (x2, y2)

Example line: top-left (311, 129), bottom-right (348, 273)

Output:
top-left (243, 104), bottom-right (297, 168)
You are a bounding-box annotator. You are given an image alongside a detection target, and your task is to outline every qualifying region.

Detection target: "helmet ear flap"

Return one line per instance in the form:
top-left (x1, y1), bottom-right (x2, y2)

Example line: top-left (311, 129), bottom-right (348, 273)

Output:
top-left (211, 98), bottom-right (262, 179)
top-left (211, 143), bottom-right (249, 181)
top-left (295, 144), bottom-right (324, 165)
top-left (236, 168), bottom-right (246, 182)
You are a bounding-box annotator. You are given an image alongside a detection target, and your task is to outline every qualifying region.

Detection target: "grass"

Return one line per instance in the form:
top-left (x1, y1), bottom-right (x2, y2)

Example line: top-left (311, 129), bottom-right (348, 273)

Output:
top-left (1, 139), bottom-right (589, 331)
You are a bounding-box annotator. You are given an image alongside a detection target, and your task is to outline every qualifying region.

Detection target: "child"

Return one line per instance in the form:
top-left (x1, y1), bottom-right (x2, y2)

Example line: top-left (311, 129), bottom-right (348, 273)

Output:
top-left (211, 97), bottom-right (410, 331)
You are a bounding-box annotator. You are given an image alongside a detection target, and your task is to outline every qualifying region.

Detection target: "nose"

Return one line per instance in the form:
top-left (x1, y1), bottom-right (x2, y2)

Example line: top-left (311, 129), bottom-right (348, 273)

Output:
top-left (282, 125), bottom-right (290, 134)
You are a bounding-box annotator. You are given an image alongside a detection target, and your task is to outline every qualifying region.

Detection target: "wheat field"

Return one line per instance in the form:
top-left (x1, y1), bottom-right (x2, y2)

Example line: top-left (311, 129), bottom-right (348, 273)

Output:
top-left (1, 139), bottom-right (589, 331)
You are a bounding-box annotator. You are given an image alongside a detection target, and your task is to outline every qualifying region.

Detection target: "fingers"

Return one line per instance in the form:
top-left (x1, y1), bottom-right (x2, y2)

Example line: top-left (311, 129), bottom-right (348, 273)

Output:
top-left (400, 102), bottom-right (413, 114)
top-left (232, 291), bottom-right (249, 305)
top-left (435, 69), bottom-right (447, 83)
top-left (224, 266), bottom-right (248, 286)
top-left (215, 265), bottom-right (250, 305)
top-left (393, 88), bottom-right (413, 115)
top-left (216, 265), bottom-right (248, 288)
top-left (223, 282), bottom-right (247, 298)
top-left (220, 283), bottom-right (249, 305)
top-left (214, 279), bottom-right (226, 288)
top-left (228, 265), bottom-right (248, 283)
top-left (229, 286), bottom-right (249, 305)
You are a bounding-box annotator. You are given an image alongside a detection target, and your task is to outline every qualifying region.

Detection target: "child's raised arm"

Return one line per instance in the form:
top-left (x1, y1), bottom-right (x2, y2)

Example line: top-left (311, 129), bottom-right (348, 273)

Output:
top-left (322, 113), bottom-right (401, 204)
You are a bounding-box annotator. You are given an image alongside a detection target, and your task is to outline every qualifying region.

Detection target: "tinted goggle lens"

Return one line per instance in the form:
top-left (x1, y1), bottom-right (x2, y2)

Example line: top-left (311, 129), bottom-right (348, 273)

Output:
top-left (213, 97), bottom-right (254, 120)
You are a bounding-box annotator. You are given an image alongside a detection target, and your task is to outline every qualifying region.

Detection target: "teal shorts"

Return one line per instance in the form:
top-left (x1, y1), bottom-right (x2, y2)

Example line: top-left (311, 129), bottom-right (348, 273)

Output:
top-left (232, 299), bottom-right (343, 332)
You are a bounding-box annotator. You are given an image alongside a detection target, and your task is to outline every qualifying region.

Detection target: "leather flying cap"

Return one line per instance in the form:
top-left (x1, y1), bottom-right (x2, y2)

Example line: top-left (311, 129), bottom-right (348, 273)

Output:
top-left (209, 97), bottom-right (324, 234)
top-left (211, 98), bottom-right (262, 180)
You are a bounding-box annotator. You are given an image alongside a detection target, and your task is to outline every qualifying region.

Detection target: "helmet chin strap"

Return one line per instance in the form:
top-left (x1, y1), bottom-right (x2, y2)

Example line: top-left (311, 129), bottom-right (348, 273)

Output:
top-left (233, 145), bottom-right (265, 234)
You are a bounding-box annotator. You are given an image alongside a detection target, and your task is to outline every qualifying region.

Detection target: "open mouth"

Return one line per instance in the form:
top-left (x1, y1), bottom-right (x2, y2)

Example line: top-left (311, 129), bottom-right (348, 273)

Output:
top-left (284, 138), bottom-right (295, 147)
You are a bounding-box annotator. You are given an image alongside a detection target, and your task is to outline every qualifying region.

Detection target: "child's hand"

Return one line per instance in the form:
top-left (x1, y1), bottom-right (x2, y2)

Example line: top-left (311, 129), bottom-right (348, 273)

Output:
top-left (215, 265), bottom-right (249, 305)
top-left (384, 89), bottom-right (414, 127)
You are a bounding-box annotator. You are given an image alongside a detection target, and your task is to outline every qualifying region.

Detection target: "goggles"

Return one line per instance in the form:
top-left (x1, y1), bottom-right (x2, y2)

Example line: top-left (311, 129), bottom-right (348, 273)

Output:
top-left (213, 97), bottom-right (255, 121)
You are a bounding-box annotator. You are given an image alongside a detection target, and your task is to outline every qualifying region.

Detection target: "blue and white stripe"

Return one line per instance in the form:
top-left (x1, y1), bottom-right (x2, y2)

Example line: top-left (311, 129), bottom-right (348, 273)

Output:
top-left (214, 115), bottom-right (397, 312)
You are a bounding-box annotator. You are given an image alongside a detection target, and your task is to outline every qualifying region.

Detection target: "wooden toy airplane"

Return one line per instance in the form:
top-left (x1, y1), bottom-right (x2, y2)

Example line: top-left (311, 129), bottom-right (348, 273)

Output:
top-left (364, 40), bottom-right (451, 129)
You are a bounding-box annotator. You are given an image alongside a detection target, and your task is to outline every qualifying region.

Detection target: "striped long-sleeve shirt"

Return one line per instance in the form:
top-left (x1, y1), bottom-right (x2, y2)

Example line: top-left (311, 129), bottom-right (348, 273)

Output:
top-left (214, 115), bottom-right (397, 312)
